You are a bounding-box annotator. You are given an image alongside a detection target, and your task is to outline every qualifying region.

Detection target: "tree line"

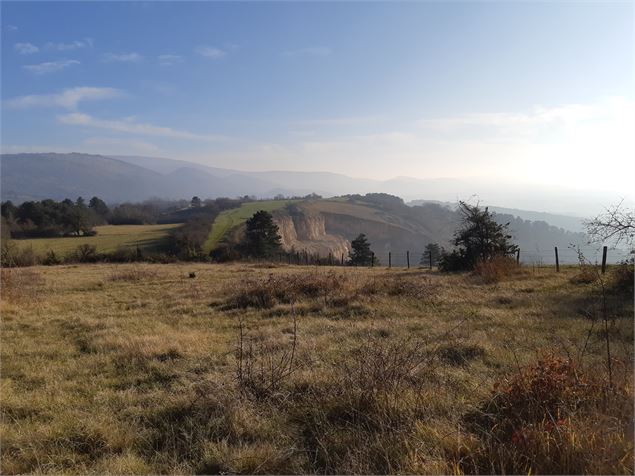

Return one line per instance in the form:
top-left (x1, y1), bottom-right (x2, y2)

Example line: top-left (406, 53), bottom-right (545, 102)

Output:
top-left (2, 197), bottom-right (110, 238)
top-left (0, 195), bottom-right (248, 239)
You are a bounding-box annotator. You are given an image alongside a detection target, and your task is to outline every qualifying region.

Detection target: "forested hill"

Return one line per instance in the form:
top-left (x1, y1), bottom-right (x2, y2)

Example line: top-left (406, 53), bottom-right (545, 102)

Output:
top-left (356, 195), bottom-right (593, 264)
top-left (408, 199), bottom-right (585, 233)
top-left (211, 194), bottom-right (595, 265)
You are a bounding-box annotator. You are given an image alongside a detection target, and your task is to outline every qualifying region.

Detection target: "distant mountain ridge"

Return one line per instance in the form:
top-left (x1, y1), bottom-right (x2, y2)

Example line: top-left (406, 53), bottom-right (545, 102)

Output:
top-left (1, 152), bottom-right (625, 222)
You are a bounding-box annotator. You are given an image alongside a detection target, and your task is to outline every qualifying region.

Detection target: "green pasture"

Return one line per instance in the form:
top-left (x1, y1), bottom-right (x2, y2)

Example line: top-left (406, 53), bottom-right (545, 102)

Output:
top-left (14, 224), bottom-right (182, 255)
top-left (203, 200), bottom-right (297, 253)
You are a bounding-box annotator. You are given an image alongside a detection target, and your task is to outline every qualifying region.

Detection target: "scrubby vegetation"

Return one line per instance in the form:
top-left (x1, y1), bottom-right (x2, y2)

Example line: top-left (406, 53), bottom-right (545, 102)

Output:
top-left (439, 201), bottom-right (518, 272)
top-left (1, 263), bottom-right (632, 474)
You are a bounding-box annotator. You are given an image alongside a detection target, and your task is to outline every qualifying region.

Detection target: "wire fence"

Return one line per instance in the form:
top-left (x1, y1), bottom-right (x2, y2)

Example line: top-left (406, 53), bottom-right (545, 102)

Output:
top-left (274, 246), bottom-right (633, 269)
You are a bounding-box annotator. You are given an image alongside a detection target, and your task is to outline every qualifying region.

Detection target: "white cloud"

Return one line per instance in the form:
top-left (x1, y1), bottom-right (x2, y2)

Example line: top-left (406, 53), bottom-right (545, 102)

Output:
top-left (196, 46), bottom-right (227, 59)
top-left (4, 87), bottom-right (122, 110)
top-left (14, 42), bottom-right (39, 54)
top-left (416, 102), bottom-right (599, 139)
top-left (23, 59), bottom-right (79, 74)
top-left (283, 46), bottom-right (331, 57)
top-left (158, 54), bottom-right (183, 66)
top-left (57, 112), bottom-right (225, 141)
top-left (102, 52), bottom-right (142, 63)
top-left (7, 25), bottom-right (19, 32)
top-left (45, 38), bottom-right (93, 51)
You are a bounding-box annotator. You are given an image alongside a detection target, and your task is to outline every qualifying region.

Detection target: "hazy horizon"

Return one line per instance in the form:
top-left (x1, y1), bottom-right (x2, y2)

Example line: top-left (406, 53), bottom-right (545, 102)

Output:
top-left (2, 1), bottom-right (634, 201)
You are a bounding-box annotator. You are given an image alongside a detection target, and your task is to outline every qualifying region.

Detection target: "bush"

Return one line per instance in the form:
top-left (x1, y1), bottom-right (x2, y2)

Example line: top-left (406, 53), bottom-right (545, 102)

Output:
top-left (438, 249), bottom-right (466, 272)
top-left (224, 272), bottom-right (350, 309)
top-left (460, 353), bottom-right (633, 474)
top-left (609, 262), bottom-right (634, 295)
top-left (473, 256), bottom-right (519, 283)
top-left (569, 266), bottom-right (598, 285)
top-left (68, 244), bottom-right (100, 263)
top-left (42, 250), bottom-right (62, 266)
top-left (0, 241), bottom-right (38, 267)
top-left (106, 246), bottom-right (139, 263)
top-left (439, 201), bottom-right (518, 271)
top-left (210, 244), bottom-right (242, 263)
top-left (169, 217), bottom-right (213, 258)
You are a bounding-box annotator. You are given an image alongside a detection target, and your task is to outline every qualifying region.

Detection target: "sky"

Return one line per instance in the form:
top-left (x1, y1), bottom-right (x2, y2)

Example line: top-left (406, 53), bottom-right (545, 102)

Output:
top-left (1, 1), bottom-right (634, 197)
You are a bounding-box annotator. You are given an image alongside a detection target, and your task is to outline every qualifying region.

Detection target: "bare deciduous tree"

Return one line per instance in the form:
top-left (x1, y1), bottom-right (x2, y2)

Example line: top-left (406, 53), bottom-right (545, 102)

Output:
top-left (585, 200), bottom-right (635, 246)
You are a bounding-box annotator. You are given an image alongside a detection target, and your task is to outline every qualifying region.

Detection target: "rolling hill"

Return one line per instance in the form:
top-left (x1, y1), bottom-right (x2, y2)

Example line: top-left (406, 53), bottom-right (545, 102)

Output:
top-left (208, 194), bottom-right (600, 265)
top-left (2, 152), bottom-right (629, 220)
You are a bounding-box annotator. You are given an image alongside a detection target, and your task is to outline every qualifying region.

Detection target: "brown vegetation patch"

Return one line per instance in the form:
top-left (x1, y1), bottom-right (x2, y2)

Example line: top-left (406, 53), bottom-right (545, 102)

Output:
top-left (609, 262), bottom-right (634, 295)
top-left (223, 271), bottom-right (437, 311)
top-left (438, 343), bottom-right (486, 366)
top-left (569, 266), bottom-right (598, 285)
top-left (473, 256), bottom-right (521, 283)
top-left (459, 352), bottom-right (634, 474)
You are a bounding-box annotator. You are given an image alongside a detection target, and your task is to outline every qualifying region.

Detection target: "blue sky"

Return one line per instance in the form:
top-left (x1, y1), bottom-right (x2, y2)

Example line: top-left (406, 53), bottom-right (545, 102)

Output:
top-left (2, 1), bottom-right (633, 194)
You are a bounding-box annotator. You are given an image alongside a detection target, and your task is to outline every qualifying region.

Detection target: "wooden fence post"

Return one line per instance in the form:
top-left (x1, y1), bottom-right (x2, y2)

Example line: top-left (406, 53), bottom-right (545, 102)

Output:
top-left (554, 247), bottom-right (560, 272)
top-left (429, 250), bottom-right (433, 270)
top-left (601, 246), bottom-right (608, 274)
top-left (407, 251), bottom-right (410, 269)
top-left (371, 252), bottom-right (374, 267)
top-left (388, 252), bottom-right (392, 268)
top-left (516, 249), bottom-right (520, 265)
top-left (341, 253), bottom-right (344, 266)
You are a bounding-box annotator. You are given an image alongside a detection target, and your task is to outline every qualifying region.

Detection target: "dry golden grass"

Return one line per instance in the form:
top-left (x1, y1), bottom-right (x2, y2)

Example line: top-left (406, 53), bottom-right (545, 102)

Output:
top-left (0, 263), bottom-right (632, 474)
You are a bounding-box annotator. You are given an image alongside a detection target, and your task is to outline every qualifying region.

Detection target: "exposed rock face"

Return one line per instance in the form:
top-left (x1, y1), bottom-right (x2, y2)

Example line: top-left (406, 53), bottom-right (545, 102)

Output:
top-left (273, 204), bottom-right (436, 264)
top-left (274, 211), bottom-right (350, 257)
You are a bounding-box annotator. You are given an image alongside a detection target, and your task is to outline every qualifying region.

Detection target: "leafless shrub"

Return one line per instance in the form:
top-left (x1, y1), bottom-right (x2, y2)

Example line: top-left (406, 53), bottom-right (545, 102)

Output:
top-left (585, 199), bottom-right (634, 246)
top-left (235, 310), bottom-right (298, 399)
top-left (0, 241), bottom-right (39, 267)
top-left (67, 244), bottom-right (100, 263)
top-left (1, 268), bottom-right (44, 302)
top-left (334, 336), bottom-right (432, 398)
top-left (293, 318), bottom-right (472, 474)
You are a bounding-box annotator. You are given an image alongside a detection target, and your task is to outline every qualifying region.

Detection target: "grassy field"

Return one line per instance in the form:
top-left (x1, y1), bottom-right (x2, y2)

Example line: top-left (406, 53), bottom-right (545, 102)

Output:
top-left (12, 224), bottom-right (182, 255)
top-left (1, 262), bottom-right (632, 474)
top-left (203, 200), bottom-right (297, 253)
